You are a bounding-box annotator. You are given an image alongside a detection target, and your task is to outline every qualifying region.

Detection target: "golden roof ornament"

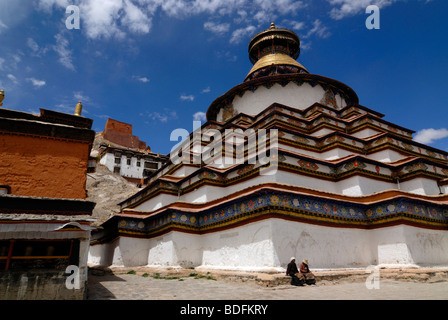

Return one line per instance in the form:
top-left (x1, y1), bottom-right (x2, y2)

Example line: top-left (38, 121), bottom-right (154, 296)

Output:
top-left (74, 101), bottom-right (83, 116)
top-left (0, 90), bottom-right (4, 107)
top-left (245, 22), bottom-right (308, 81)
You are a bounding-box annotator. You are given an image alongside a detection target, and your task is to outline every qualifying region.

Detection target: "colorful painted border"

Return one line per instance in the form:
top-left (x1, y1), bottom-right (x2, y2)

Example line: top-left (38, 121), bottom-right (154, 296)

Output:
top-left (115, 190), bottom-right (448, 239)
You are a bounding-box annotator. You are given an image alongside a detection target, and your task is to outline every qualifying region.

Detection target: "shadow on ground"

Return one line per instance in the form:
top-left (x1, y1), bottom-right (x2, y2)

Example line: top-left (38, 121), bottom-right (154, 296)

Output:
top-left (87, 270), bottom-right (126, 300)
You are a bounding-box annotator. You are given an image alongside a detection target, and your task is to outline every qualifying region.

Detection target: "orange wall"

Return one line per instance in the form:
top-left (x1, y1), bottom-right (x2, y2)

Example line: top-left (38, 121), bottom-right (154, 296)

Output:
top-left (0, 134), bottom-right (90, 199)
top-left (104, 119), bottom-right (133, 135)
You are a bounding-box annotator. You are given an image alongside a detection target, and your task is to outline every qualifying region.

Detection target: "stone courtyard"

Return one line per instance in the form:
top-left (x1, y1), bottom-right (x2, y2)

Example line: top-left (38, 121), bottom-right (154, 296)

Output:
top-left (86, 266), bottom-right (448, 300)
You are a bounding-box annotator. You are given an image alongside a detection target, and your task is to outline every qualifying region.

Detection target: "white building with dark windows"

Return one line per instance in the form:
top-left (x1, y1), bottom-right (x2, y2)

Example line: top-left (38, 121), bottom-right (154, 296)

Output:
top-left (98, 145), bottom-right (169, 184)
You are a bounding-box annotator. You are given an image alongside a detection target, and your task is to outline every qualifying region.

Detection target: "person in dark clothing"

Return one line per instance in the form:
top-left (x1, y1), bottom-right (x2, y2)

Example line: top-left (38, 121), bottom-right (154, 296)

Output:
top-left (299, 259), bottom-right (316, 285)
top-left (286, 257), bottom-right (304, 286)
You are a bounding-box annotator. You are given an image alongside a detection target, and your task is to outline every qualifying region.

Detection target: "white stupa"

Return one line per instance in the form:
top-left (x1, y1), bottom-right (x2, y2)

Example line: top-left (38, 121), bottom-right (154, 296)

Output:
top-left (89, 23), bottom-right (448, 272)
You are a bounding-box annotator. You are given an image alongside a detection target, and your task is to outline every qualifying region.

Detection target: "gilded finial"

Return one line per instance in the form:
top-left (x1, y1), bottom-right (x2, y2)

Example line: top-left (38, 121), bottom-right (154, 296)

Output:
top-left (74, 101), bottom-right (82, 116)
top-left (0, 90), bottom-right (4, 107)
top-left (270, 22), bottom-right (276, 29)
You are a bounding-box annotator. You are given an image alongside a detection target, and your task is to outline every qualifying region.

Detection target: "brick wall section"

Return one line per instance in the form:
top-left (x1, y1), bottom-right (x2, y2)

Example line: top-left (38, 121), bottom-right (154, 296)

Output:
top-left (102, 118), bottom-right (148, 150)
top-left (104, 118), bottom-right (133, 135)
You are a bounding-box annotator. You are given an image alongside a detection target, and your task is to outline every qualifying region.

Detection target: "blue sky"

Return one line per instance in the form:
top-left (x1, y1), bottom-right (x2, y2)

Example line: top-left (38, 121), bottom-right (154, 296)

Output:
top-left (1, 0), bottom-right (447, 155)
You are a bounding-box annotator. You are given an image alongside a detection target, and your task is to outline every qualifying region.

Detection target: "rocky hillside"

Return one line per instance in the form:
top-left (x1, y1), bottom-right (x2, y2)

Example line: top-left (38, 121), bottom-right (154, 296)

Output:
top-left (87, 164), bottom-right (140, 226)
top-left (86, 163), bottom-right (141, 227)
top-left (86, 133), bottom-right (141, 227)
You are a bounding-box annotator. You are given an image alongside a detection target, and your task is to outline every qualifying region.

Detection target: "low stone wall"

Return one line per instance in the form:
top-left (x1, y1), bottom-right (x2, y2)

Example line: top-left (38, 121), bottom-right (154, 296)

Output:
top-left (93, 266), bottom-right (448, 288)
top-left (0, 270), bottom-right (86, 300)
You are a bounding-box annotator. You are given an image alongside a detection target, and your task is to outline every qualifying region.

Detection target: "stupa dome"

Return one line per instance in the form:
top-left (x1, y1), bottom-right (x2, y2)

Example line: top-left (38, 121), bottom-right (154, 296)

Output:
top-left (206, 23), bottom-right (358, 122)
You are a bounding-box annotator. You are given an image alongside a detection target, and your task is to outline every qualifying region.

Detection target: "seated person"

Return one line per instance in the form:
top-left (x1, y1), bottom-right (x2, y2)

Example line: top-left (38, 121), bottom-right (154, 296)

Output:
top-left (299, 259), bottom-right (316, 285)
top-left (286, 257), bottom-right (304, 286)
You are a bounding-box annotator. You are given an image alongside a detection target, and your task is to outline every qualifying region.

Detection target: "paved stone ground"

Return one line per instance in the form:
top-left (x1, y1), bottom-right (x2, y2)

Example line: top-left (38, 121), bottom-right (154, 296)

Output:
top-left (87, 267), bottom-right (448, 300)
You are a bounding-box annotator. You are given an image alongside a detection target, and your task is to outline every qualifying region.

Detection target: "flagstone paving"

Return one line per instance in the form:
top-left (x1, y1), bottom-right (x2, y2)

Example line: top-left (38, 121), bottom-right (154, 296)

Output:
top-left (87, 269), bottom-right (448, 300)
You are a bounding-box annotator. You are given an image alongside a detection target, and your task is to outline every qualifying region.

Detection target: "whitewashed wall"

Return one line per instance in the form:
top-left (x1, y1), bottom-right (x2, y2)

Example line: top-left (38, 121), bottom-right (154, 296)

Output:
top-left (218, 82), bottom-right (347, 122)
top-left (88, 217), bottom-right (448, 270)
top-left (99, 153), bottom-right (146, 179)
top-left (399, 177), bottom-right (441, 196)
top-left (99, 153), bottom-right (115, 172)
top-left (131, 168), bottom-right (442, 212)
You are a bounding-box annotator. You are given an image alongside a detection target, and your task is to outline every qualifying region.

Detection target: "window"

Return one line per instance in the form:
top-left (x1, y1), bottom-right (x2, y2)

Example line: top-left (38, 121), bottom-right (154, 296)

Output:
top-left (0, 185), bottom-right (10, 194)
top-left (137, 161), bottom-right (141, 167)
top-left (0, 239), bottom-right (80, 270)
top-left (126, 158), bottom-right (131, 165)
top-left (144, 162), bottom-right (158, 169)
top-left (115, 157), bottom-right (121, 164)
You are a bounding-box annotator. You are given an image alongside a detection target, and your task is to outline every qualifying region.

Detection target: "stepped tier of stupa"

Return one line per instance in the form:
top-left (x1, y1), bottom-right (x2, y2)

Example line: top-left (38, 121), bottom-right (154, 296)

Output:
top-left (89, 23), bottom-right (448, 271)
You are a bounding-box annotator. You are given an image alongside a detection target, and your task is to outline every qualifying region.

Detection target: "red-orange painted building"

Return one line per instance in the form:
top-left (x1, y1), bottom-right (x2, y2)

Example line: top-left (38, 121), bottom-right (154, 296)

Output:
top-left (0, 108), bottom-right (95, 199)
top-left (102, 118), bottom-right (148, 150)
top-left (0, 100), bottom-right (96, 299)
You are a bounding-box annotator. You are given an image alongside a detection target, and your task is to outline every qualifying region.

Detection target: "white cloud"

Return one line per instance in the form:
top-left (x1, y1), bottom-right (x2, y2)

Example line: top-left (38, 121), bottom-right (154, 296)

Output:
top-left (180, 94), bottom-right (195, 101)
top-left (73, 91), bottom-right (91, 102)
top-left (35, 0), bottom-right (414, 48)
top-left (300, 40), bottom-right (311, 51)
top-left (37, 0), bottom-right (69, 12)
top-left (27, 38), bottom-right (48, 57)
top-left (283, 20), bottom-right (305, 31)
top-left (27, 77), bottom-right (46, 87)
top-left (158, 0), bottom-right (246, 18)
top-left (0, 20), bottom-right (8, 34)
top-left (256, 0), bottom-right (305, 15)
top-left (12, 54), bottom-right (22, 64)
top-left (204, 21), bottom-right (230, 35)
top-left (193, 111), bottom-right (207, 122)
top-left (27, 38), bottom-right (38, 52)
top-left (304, 19), bottom-right (331, 39)
top-left (53, 33), bottom-right (75, 71)
top-left (79, 0), bottom-right (126, 39)
top-left (37, 0), bottom-right (153, 38)
top-left (29, 0), bottom-right (308, 45)
top-left (253, 10), bottom-right (274, 24)
top-left (133, 76), bottom-right (150, 83)
top-left (0, 57), bottom-right (5, 70)
top-left (230, 25), bottom-right (256, 44)
top-left (121, 0), bottom-right (152, 34)
top-left (143, 109), bottom-right (178, 123)
top-left (252, 0), bottom-right (305, 22)
top-left (202, 86), bottom-right (211, 93)
top-left (233, 9), bottom-right (248, 24)
top-left (328, 0), bottom-right (400, 20)
top-left (7, 74), bottom-right (19, 84)
top-left (414, 128), bottom-right (448, 145)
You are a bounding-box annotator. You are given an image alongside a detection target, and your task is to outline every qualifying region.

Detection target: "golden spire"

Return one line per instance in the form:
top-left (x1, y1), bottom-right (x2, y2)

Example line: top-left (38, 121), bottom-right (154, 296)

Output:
top-left (245, 23), bottom-right (308, 81)
top-left (0, 90), bottom-right (4, 107)
top-left (74, 101), bottom-right (83, 116)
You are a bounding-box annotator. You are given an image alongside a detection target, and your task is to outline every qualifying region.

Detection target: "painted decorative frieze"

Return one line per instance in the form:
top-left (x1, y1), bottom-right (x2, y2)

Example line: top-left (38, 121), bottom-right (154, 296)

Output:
top-left (320, 88), bottom-right (338, 109)
top-left (222, 104), bottom-right (238, 122)
top-left (117, 190), bottom-right (448, 237)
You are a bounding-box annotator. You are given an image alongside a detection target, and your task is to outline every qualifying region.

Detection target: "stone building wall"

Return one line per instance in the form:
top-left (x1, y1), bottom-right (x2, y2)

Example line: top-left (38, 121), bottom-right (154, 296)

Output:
top-left (0, 270), bottom-right (85, 300)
